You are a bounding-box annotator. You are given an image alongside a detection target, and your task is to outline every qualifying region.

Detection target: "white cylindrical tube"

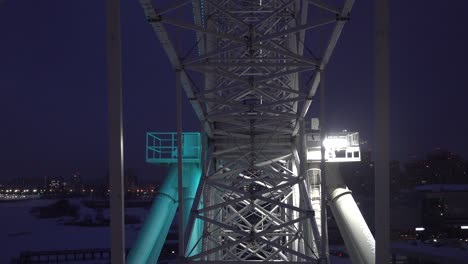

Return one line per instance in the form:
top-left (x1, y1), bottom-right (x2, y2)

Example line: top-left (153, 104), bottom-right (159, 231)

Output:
top-left (329, 187), bottom-right (375, 264)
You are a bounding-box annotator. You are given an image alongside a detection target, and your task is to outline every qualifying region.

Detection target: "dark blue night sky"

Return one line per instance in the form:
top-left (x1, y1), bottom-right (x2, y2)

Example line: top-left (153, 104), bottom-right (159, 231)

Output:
top-left (1, 0), bottom-right (468, 181)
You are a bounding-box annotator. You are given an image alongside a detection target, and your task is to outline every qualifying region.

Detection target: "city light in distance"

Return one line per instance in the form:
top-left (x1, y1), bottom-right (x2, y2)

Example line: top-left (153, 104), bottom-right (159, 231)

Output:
top-left (415, 227), bottom-right (425, 232)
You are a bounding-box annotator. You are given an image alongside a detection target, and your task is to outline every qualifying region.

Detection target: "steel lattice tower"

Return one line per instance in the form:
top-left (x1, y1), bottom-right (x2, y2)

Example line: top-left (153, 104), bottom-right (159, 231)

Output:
top-left (135, 0), bottom-right (372, 263)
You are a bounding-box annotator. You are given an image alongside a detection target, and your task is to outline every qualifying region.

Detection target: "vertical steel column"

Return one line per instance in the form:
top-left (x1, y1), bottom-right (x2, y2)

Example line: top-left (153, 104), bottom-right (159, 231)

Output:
top-left (106, 0), bottom-right (125, 263)
top-left (375, 0), bottom-right (391, 263)
top-left (176, 69), bottom-right (185, 261)
top-left (319, 70), bottom-right (329, 264)
top-left (299, 120), bottom-right (320, 257)
top-left (298, 120), bottom-right (309, 256)
top-left (183, 123), bottom-right (206, 257)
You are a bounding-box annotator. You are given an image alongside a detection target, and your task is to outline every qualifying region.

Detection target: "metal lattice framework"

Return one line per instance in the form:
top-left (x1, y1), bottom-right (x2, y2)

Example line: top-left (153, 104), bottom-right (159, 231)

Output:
top-left (139, 0), bottom-right (354, 262)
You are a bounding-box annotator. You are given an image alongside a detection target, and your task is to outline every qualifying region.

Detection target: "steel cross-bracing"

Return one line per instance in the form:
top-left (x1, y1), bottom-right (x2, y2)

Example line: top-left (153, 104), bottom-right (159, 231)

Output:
top-left (139, 0), bottom-right (354, 262)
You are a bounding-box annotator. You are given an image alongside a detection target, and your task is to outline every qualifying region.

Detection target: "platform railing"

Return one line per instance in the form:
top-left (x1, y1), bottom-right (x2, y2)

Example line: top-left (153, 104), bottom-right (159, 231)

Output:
top-left (146, 132), bottom-right (200, 163)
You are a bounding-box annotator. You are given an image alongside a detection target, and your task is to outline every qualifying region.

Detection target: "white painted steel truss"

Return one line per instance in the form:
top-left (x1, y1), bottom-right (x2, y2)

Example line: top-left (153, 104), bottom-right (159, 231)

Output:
top-left (139, 0), bottom-right (354, 262)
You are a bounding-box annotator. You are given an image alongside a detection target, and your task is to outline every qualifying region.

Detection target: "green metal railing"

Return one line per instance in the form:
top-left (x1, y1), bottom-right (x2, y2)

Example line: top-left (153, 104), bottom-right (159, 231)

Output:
top-left (146, 132), bottom-right (201, 163)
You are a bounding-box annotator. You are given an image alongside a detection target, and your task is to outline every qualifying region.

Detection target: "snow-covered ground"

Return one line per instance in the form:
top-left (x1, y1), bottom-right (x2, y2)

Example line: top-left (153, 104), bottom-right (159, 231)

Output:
top-left (0, 199), bottom-right (351, 263)
top-left (0, 199), bottom-right (147, 263)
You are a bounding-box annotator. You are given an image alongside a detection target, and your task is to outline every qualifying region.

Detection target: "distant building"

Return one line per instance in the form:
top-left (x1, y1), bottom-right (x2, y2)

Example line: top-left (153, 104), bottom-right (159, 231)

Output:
top-left (69, 172), bottom-right (82, 191)
top-left (405, 149), bottom-right (467, 187)
top-left (125, 173), bottom-right (139, 192)
top-left (47, 177), bottom-right (67, 192)
top-left (105, 168), bottom-right (139, 193)
top-left (415, 184), bottom-right (468, 238)
top-left (390, 190), bottom-right (423, 237)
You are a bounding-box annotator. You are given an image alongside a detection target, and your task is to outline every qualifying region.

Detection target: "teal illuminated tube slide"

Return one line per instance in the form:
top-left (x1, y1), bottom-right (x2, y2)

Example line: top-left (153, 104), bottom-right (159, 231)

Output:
top-left (127, 163), bottom-right (202, 264)
top-left (183, 174), bottom-right (203, 257)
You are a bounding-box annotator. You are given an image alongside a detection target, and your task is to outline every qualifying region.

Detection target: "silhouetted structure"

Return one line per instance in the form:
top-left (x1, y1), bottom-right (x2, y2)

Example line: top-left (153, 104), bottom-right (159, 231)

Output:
top-left (405, 149), bottom-right (468, 187)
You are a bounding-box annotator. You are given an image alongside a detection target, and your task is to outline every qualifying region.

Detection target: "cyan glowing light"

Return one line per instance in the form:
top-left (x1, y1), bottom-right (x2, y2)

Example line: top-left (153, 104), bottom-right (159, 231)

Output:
top-left (146, 132), bottom-right (201, 164)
